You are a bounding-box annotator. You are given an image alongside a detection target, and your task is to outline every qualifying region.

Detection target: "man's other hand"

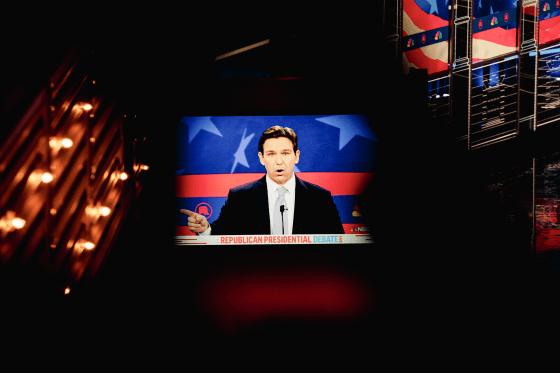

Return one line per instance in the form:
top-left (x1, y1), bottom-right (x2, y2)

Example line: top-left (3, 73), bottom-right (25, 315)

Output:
top-left (180, 209), bottom-right (210, 233)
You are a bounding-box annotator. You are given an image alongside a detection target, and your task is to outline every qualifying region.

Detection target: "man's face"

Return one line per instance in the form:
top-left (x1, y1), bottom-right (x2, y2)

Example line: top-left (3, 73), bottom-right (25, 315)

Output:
top-left (258, 137), bottom-right (300, 185)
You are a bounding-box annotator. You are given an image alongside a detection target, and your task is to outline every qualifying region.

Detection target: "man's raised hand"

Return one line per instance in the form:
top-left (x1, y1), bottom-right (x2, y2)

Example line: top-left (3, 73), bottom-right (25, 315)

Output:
top-left (180, 209), bottom-right (210, 233)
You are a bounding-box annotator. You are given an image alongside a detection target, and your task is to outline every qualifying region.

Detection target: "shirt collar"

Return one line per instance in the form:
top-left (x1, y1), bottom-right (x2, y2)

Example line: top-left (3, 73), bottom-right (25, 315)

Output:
top-left (266, 173), bottom-right (296, 196)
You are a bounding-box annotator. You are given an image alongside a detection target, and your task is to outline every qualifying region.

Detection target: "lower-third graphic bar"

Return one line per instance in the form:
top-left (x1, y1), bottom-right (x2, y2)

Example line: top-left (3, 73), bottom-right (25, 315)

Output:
top-left (174, 234), bottom-right (374, 245)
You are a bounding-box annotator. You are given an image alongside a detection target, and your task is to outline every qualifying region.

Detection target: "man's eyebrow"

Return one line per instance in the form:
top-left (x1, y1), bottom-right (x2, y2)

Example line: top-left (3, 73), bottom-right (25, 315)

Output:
top-left (265, 149), bottom-right (292, 153)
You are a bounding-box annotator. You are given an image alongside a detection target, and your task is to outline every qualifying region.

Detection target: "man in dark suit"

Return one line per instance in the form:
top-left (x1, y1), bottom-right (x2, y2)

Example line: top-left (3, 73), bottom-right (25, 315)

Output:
top-left (181, 126), bottom-right (344, 235)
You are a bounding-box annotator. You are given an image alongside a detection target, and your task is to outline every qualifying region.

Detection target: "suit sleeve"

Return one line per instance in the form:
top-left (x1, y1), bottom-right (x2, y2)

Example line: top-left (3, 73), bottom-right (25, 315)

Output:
top-left (209, 189), bottom-right (237, 235)
top-left (324, 191), bottom-right (345, 234)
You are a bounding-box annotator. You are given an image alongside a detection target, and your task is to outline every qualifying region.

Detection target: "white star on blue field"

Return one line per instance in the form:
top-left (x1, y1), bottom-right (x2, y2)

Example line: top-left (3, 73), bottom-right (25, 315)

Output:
top-left (416, 0), bottom-right (441, 16)
top-left (175, 115), bottom-right (378, 175)
top-left (231, 128), bottom-right (255, 173)
top-left (426, 0), bottom-right (439, 14)
top-left (230, 127), bottom-right (302, 173)
top-left (180, 116), bottom-right (223, 143)
top-left (315, 115), bottom-right (378, 151)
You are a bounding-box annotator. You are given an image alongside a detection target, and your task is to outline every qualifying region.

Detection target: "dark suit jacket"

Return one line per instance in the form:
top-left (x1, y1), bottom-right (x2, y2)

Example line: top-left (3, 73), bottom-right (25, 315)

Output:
top-left (210, 175), bottom-right (344, 235)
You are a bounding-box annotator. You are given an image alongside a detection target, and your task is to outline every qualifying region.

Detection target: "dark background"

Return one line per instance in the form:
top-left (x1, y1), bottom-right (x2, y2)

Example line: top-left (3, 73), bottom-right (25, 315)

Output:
top-left (1, 4), bottom-right (551, 366)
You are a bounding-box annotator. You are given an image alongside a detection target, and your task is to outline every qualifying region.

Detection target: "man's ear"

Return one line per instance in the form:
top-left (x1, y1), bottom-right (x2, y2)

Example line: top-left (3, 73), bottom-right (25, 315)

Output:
top-left (258, 152), bottom-right (265, 165)
top-left (295, 150), bottom-right (300, 164)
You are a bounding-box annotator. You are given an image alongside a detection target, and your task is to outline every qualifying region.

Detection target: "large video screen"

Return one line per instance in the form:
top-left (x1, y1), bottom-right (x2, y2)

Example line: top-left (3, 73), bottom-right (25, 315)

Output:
top-left (175, 115), bottom-right (378, 245)
top-left (539, 2), bottom-right (560, 45)
top-left (472, 0), bottom-right (518, 63)
top-left (402, 0), bottom-right (450, 75)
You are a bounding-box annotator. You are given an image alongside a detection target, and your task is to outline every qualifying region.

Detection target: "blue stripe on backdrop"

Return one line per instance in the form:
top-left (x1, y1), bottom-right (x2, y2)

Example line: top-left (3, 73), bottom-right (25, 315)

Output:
top-left (473, 0), bottom-right (518, 18)
top-left (175, 115), bottom-right (378, 176)
top-left (412, 0), bottom-right (450, 21)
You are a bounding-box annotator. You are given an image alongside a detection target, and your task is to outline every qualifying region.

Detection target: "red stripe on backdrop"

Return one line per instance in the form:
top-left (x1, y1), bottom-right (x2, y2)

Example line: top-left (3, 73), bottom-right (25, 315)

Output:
top-left (403, 47), bottom-right (449, 75)
top-left (403, 1), bottom-right (449, 31)
top-left (473, 27), bottom-right (517, 47)
top-left (297, 172), bottom-right (374, 196)
top-left (540, 17), bottom-right (560, 45)
top-left (523, 6), bottom-right (535, 16)
top-left (176, 174), bottom-right (262, 198)
top-left (176, 172), bottom-right (374, 198)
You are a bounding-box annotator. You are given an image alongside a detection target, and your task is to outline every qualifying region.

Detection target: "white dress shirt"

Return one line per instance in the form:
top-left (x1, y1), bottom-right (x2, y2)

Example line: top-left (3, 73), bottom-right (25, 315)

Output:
top-left (265, 173), bottom-right (296, 235)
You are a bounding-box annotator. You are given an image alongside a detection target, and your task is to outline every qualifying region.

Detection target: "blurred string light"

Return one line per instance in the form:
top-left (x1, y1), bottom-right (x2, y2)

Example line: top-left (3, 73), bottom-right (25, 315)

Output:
top-left (75, 238), bottom-right (95, 251)
top-left (0, 211), bottom-right (26, 233)
top-left (134, 164), bottom-right (149, 172)
top-left (49, 137), bottom-right (73, 151)
top-left (27, 171), bottom-right (54, 187)
top-left (86, 205), bottom-right (111, 219)
top-left (72, 102), bottom-right (93, 113)
top-left (41, 172), bottom-right (54, 183)
top-left (108, 170), bottom-right (128, 183)
top-left (99, 206), bottom-right (111, 216)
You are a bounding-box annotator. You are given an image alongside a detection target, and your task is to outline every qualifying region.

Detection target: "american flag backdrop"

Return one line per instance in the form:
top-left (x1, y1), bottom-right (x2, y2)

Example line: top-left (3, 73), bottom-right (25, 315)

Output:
top-left (175, 115), bottom-right (378, 236)
top-left (472, 0), bottom-right (518, 63)
top-left (539, 2), bottom-right (560, 45)
top-left (402, 0), bottom-right (450, 75)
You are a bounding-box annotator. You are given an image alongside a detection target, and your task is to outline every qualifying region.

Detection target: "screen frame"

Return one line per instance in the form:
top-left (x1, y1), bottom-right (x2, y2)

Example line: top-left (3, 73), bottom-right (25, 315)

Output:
top-left (170, 78), bottom-right (381, 249)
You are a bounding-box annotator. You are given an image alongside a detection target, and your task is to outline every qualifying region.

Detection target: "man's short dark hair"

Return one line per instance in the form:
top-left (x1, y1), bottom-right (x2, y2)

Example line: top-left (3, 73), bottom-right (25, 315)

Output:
top-left (258, 126), bottom-right (298, 154)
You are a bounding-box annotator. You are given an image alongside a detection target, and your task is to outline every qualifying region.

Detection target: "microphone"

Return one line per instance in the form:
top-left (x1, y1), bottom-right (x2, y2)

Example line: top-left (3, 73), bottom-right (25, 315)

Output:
top-left (280, 205), bottom-right (285, 235)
